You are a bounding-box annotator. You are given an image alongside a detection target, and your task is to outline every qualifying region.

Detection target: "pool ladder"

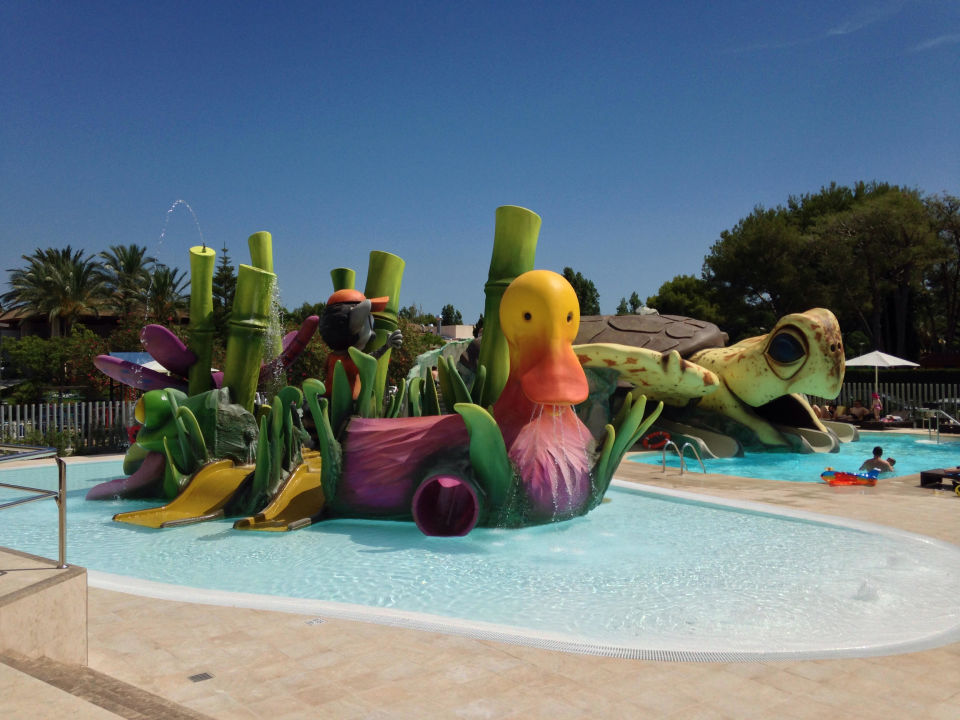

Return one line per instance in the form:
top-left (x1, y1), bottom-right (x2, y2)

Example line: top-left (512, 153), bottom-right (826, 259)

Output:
top-left (660, 440), bottom-right (706, 475)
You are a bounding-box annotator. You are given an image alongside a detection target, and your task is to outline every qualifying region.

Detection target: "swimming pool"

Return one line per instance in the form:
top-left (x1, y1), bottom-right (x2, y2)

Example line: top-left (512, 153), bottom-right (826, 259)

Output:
top-left (3, 458), bottom-right (960, 661)
top-left (632, 431), bottom-right (960, 482)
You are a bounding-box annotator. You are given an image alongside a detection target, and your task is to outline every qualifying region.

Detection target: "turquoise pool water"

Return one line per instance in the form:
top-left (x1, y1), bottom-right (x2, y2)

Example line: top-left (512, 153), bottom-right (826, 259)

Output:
top-left (3, 458), bottom-right (960, 660)
top-left (632, 431), bottom-right (960, 482)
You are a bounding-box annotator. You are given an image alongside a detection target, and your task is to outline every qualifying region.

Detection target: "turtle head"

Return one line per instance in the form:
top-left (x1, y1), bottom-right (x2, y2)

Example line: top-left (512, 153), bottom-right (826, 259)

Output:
top-left (499, 270), bottom-right (589, 406)
top-left (703, 308), bottom-right (845, 407)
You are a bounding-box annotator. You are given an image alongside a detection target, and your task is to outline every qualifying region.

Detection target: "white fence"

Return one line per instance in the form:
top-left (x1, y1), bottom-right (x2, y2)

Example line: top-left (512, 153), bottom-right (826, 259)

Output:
top-left (0, 400), bottom-right (136, 452)
top-left (811, 382), bottom-right (960, 419)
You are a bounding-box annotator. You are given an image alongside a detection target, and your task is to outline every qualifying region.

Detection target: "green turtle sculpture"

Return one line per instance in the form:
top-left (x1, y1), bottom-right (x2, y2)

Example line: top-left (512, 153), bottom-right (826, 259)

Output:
top-left (572, 308), bottom-right (848, 456)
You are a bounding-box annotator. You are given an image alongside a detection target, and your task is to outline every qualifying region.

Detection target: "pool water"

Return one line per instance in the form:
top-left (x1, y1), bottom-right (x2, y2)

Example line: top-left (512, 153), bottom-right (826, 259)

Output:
top-left (3, 458), bottom-right (960, 660)
top-left (632, 431), bottom-right (960, 482)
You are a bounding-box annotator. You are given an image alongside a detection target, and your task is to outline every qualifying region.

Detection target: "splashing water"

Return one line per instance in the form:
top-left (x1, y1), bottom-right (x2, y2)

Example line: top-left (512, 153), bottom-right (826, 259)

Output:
top-left (144, 200), bottom-right (207, 326)
top-left (509, 404), bottom-right (593, 519)
top-left (157, 199), bottom-right (206, 262)
top-left (259, 279), bottom-right (286, 403)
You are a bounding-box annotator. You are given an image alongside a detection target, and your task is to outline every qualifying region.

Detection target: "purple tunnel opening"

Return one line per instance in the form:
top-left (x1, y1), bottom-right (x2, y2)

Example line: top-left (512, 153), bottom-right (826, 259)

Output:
top-left (411, 474), bottom-right (481, 536)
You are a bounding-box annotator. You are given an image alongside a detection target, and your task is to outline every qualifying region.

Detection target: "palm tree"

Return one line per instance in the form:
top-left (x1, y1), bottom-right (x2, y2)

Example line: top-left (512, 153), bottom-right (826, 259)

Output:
top-left (2, 246), bottom-right (109, 336)
top-left (147, 265), bottom-right (190, 323)
top-left (98, 244), bottom-right (156, 318)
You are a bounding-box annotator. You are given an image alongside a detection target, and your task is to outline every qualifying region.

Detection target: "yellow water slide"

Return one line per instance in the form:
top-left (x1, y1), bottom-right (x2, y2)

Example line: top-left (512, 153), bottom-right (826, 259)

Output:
top-left (233, 451), bottom-right (325, 531)
top-left (113, 459), bottom-right (253, 528)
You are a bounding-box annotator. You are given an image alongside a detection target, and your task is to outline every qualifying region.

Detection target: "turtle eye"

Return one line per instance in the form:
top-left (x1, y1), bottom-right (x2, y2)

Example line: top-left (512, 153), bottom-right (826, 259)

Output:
top-left (566, 312), bottom-right (573, 323)
top-left (768, 331), bottom-right (805, 364)
top-left (523, 312), bottom-right (532, 321)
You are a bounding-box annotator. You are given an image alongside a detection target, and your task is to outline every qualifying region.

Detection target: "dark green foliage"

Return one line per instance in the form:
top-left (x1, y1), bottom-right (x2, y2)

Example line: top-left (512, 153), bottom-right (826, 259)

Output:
top-left (440, 304), bottom-right (462, 326)
top-left (212, 243), bottom-right (237, 347)
top-left (615, 297), bottom-right (629, 315)
top-left (147, 265), bottom-right (190, 324)
top-left (646, 275), bottom-right (722, 326)
top-left (285, 301), bottom-right (325, 326)
top-left (1, 328), bottom-right (110, 403)
top-left (2, 246), bottom-right (110, 337)
top-left (561, 267), bottom-right (601, 315)
top-left (98, 244), bottom-right (155, 317)
top-left (647, 181), bottom-right (954, 358)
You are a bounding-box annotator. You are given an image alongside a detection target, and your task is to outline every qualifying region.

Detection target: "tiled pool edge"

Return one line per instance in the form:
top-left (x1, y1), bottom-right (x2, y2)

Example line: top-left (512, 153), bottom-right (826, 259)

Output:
top-left (84, 478), bottom-right (960, 663)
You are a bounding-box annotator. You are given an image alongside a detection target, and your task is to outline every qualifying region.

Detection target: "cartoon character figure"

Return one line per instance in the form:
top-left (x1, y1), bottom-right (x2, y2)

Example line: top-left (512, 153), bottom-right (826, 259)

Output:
top-left (319, 289), bottom-right (402, 398)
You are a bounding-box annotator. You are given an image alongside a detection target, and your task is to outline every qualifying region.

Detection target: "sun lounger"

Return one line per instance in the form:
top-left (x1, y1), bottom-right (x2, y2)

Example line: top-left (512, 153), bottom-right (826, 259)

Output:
top-left (919, 467), bottom-right (960, 495)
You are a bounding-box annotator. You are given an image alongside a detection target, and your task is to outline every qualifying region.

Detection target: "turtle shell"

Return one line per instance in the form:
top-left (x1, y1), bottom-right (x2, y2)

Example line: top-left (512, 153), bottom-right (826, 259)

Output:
top-left (575, 313), bottom-right (728, 356)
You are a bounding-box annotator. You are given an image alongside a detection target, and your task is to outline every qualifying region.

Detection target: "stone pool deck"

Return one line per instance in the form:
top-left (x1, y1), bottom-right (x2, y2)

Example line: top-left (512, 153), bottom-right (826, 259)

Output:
top-left (3, 446), bottom-right (960, 718)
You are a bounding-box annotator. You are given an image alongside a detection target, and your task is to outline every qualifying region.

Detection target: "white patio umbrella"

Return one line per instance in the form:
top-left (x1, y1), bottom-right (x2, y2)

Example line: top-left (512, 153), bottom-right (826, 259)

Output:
top-left (844, 350), bottom-right (919, 400)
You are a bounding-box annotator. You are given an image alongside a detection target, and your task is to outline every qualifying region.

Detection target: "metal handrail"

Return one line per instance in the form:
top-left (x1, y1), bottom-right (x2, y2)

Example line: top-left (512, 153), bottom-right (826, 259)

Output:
top-left (0, 446), bottom-right (67, 568)
top-left (660, 440), bottom-right (707, 475)
top-left (919, 409), bottom-right (960, 444)
top-left (679, 442), bottom-right (706, 473)
top-left (660, 440), bottom-right (685, 473)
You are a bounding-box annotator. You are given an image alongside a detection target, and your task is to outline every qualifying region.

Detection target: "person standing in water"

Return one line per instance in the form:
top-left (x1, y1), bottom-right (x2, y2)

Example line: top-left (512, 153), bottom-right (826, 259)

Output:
top-left (860, 446), bottom-right (895, 473)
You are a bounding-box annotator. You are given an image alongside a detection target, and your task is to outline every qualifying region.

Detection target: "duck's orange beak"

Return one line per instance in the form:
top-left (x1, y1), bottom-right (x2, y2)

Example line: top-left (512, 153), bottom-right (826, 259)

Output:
top-left (518, 338), bottom-right (589, 405)
top-left (500, 270), bottom-right (589, 406)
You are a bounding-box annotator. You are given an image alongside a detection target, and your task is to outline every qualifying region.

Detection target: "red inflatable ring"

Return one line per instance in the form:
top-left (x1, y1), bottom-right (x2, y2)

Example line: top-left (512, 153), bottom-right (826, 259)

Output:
top-left (642, 431), bottom-right (671, 451)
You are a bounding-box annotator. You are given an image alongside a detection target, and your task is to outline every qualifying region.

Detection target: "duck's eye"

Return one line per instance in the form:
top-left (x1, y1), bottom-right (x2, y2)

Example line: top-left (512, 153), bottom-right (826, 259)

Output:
top-left (768, 331), bottom-right (805, 364)
top-left (523, 312), bottom-right (532, 321)
top-left (566, 312), bottom-right (573, 323)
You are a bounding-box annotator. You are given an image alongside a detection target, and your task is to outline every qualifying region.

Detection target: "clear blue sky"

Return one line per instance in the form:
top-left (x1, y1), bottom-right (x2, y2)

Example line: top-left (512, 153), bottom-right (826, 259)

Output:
top-left (2, 1), bottom-right (958, 323)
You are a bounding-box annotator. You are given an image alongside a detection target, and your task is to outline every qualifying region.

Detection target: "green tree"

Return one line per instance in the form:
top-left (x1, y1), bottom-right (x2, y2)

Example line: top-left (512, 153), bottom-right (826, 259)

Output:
top-left (647, 275), bottom-right (722, 324)
top-left (98, 244), bottom-right (155, 318)
top-left (561, 267), bottom-right (600, 315)
top-left (615, 297), bottom-right (629, 315)
top-left (1, 327), bottom-right (108, 403)
top-left (702, 206), bottom-right (824, 339)
top-left (2, 246), bottom-right (109, 337)
top-left (813, 188), bottom-right (941, 357)
top-left (286, 301), bottom-right (325, 327)
top-left (212, 243), bottom-right (237, 345)
top-left (628, 291), bottom-right (642, 313)
top-left (920, 193), bottom-right (960, 351)
top-left (398, 304), bottom-right (436, 325)
top-left (440, 304), bottom-right (462, 326)
top-left (147, 265), bottom-right (189, 324)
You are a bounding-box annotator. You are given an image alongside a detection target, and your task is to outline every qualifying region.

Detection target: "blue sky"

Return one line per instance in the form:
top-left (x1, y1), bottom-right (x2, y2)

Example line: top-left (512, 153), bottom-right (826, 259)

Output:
top-left (2, 1), bottom-right (958, 324)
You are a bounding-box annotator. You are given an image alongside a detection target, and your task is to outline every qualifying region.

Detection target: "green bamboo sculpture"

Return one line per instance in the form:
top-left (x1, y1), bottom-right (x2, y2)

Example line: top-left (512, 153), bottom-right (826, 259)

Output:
top-left (247, 231), bottom-right (281, 360)
top-left (330, 267), bottom-right (356, 293)
top-left (477, 206), bottom-right (541, 407)
top-left (187, 245), bottom-right (216, 396)
top-left (363, 250), bottom-right (405, 410)
top-left (221, 264), bottom-right (276, 413)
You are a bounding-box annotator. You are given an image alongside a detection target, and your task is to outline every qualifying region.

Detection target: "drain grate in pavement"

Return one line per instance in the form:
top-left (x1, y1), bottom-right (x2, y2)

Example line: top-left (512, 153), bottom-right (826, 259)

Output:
top-left (188, 672), bottom-right (214, 683)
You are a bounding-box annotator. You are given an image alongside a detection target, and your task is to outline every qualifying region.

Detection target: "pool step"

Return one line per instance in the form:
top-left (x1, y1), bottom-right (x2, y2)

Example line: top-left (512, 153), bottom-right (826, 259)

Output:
top-left (0, 651), bottom-right (213, 720)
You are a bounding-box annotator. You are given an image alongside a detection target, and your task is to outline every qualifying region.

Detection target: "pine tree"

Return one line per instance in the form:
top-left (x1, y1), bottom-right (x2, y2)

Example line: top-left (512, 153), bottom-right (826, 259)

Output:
top-left (212, 244), bottom-right (236, 346)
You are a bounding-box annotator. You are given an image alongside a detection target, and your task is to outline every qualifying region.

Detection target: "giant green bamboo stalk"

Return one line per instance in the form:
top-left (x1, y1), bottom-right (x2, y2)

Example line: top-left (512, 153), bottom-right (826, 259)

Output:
top-left (247, 232), bottom-right (281, 358)
top-left (187, 245), bottom-right (216, 396)
top-left (247, 231), bottom-right (274, 273)
top-left (363, 251), bottom-right (405, 410)
top-left (477, 206), bottom-right (540, 407)
top-left (330, 267), bottom-right (356, 293)
top-left (222, 264), bottom-right (276, 413)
